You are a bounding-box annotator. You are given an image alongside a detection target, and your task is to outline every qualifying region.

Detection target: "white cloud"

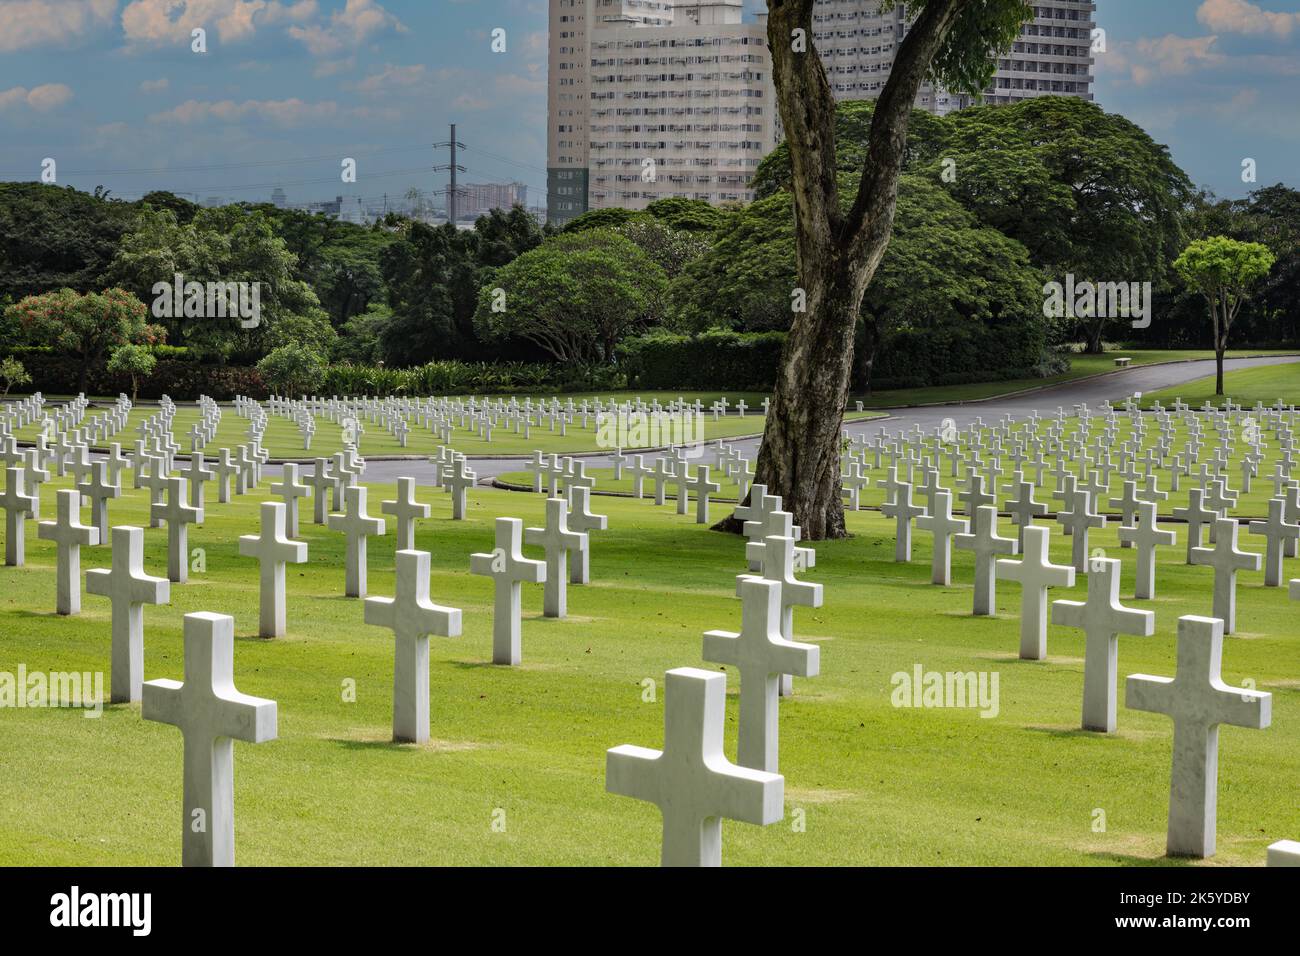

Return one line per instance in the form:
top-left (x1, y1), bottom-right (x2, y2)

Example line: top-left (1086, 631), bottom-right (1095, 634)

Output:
top-left (121, 0), bottom-right (317, 46)
top-left (313, 56), bottom-right (356, 77)
top-left (1197, 0), bottom-right (1300, 39)
top-left (1102, 35), bottom-right (1226, 85)
top-left (0, 0), bottom-right (116, 53)
top-left (288, 0), bottom-right (404, 56)
top-left (353, 63), bottom-right (424, 94)
top-left (140, 76), bottom-right (169, 93)
top-left (0, 83), bottom-right (75, 112)
top-left (148, 97), bottom-right (341, 126)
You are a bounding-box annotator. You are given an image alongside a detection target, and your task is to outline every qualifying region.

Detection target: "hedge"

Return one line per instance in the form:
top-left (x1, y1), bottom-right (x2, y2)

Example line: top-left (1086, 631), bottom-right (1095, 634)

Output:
top-left (15, 353), bottom-right (266, 400)
top-left (322, 360), bottom-right (623, 397)
top-left (869, 314), bottom-right (1055, 391)
top-left (618, 331), bottom-right (787, 390)
top-left (13, 352), bottom-right (624, 400)
top-left (620, 321), bottom-right (1062, 394)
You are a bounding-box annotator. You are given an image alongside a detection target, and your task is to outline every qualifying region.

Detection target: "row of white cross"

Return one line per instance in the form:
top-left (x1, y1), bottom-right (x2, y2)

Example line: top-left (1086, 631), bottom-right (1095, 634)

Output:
top-left (878, 465), bottom-right (1286, 859)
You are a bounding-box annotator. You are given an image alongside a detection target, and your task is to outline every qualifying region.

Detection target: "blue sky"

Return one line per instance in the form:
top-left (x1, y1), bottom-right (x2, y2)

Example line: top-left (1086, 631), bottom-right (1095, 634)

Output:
top-left (0, 0), bottom-right (1295, 210)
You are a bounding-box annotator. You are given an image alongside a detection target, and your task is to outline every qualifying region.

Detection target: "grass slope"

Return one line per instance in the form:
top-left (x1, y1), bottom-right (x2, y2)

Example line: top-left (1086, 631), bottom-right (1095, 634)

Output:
top-left (1143, 362), bottom-right (1300, 410)
top-left (858, 350), bottom-right (1298, 408)
top-left (0, 471), bottom-right (1295, 866)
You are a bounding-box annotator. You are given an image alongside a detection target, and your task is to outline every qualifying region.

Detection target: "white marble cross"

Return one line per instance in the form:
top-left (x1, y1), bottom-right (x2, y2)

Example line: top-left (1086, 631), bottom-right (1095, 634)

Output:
top-left (916, 489), bottom-right (967, 586)
top-left (76, 461), bottom-right (119, 543)
top-left (605, 667), bottom-right (784, 867)
top-left (703, 577), bottom-right (818, 772)
top-left (327, 485), bottom-right (386, 598)
top-left (739, 534), bottom-right (822, 698)
top-left (151, 476), bottom-right (202, 584)
top-left (177, 453), bottom-right (214, 510)
top-left (685, 464), bottom-right (721, 524)
top-left (0, 466), bottom-right (37, 566)
top-left (269, 463), bottom-right (311, 539)
top-left (1247, 497), bottom-right (1299, 587)
top-left (1118, 500), bottom-right (1177, 600)
top-left (1005, 477), bottom-right (1047, 549)
top-left (650, 457), bottom-right (676, 506)
top-left (87, 526), bottom-right (171, 703)
top-left (1173, 488), bottom-right (1217, 562)
top-left (381, 476), bottom-right (430, 551)
top-left (625, 455), bottom-right (652, 499)
top-left (1267, 840), bottom-right (1300, 866)
top-left (1189, 518), bottom-right (1260, 634)
top-left (142, 612), bottom-right (277, 866)
top-left (238, 501), bottom-right (308, 638)
top-left (307, 458), bottom-right (337, 524)
top-left (525, 497), bottom-right (587, 618)
top-left (997, 525), bottom-right (1075, 660)
top-left (1051, 557), bottom-right (1154, 732)
top-left (37, 488), bottom-right (99, 614)
top-left (881, 481), bottom-right (925, 563)
top-left (955, 505), bottom-right (1017, 615)
top-left (524, 450), bottom-right (546, 493)
top-left (1058, 487), bottom-right (1106, 573)
top-left (1126, 615), bottom-right (1271, 858)
top-left (470, 517), bottom-right (545, 665)
top-left (364, 549), bottom-right (461, 743)
top-left (212, 449), bottom-right (239, 504)
top-left (1108, 480), bottom-right (1142, 547)
top-left (566, 486), bottom-right (606, 584)
top-left (443, 457), bottom-right (477, 520)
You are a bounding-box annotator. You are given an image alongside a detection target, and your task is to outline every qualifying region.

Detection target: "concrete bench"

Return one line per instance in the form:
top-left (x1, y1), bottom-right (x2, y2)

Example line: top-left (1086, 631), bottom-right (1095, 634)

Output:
top-left (1114, 357), bottom-right (1131, 368)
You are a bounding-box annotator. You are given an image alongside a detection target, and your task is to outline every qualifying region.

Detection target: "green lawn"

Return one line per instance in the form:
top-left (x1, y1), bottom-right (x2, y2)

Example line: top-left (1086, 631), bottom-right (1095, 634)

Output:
top-left (7, 401), bottom-right (883, 460)
top-left (1142, 362), bottom-right (1300, 410)
top-left (856, 350), bottom-right (1299, 408)
top-left (0, 468), bottom-right (1294, 865)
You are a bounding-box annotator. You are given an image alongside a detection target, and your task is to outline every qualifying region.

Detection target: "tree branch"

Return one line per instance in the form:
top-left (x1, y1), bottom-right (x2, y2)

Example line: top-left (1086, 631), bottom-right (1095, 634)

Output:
top-left (844, 0), bottom-right (967, 278)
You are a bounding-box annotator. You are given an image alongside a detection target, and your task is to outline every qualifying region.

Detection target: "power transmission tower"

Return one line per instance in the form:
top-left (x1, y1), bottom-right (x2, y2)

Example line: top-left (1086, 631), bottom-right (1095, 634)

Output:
top-left (433, 123), bottom-right (467, 224)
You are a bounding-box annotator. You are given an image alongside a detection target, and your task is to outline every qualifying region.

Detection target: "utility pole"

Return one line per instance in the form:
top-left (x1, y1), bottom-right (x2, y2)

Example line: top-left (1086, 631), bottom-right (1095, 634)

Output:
top-left (433, 123), bottom-right (467, 225)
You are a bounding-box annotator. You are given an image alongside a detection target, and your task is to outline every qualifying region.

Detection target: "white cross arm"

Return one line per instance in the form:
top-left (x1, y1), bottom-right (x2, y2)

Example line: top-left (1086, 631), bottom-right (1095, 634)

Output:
top-left (734, 572), bottom-right (822, 609)
top-left (702, 629), bottom-right (820, 679)
top-left (363, 595), bottom-right (461, 637)
top-left (142, 679), bottom-right (277, 743)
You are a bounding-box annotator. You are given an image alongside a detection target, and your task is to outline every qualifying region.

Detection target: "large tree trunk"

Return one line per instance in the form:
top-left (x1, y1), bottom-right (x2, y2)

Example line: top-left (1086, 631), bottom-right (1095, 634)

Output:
top-left (1085, 318), bottom-right (1105, 354)
top-left (753, 267), bottom-right (860, 538)
top-left (731, 0), bottom-right (966, 539)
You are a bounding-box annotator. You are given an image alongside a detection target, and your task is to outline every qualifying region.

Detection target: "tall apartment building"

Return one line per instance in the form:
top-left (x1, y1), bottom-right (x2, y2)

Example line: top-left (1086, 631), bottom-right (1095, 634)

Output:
top-left (547, 0), bottom-right (1095, 224)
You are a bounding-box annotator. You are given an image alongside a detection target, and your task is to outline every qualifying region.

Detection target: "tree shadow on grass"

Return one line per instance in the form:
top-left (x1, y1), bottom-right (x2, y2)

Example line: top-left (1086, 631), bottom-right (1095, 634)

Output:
top-left (324, 735), bottom-right (483, 755)
top-left (1084, 851), bottom-right (1192, 867)
top-left (1021, 724), bottom-right (1116, 740)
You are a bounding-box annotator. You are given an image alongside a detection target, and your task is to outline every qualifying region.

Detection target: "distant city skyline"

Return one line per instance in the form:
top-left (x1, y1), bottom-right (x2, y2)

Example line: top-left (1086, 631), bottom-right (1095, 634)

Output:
top-left (0, 0), bottom-right (1297, 212)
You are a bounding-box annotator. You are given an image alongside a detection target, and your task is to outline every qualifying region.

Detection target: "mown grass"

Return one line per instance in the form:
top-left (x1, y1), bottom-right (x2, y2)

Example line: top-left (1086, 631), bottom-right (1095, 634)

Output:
top-left (1143, 362), bottom-right (1300, 410)
top-left (0, 467), bottom-right (1294, 866)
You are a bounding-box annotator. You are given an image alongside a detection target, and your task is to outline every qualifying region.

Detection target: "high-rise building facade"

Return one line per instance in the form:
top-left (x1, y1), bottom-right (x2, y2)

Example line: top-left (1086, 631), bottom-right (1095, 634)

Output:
top-left (547, 0), bottom-right (1095, 224)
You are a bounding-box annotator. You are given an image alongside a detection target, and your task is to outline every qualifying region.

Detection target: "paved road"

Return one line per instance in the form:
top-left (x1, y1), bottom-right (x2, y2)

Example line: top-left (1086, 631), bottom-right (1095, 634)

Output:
top-left (351, 353), bottom-right (1299, 486)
